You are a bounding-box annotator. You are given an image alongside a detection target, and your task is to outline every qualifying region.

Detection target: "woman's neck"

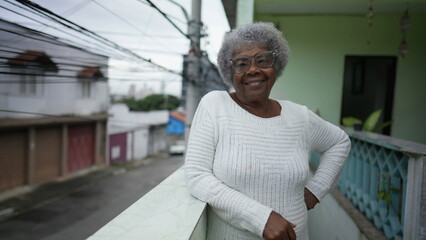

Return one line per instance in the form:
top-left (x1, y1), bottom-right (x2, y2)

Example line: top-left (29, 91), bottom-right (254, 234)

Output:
top-left (230, 92), bottom-right (280, 118)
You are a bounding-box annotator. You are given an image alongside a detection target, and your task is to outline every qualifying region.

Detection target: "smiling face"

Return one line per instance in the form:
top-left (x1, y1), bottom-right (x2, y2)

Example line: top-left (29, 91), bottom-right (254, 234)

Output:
top-left (231, 44), bottom-right (277, 104)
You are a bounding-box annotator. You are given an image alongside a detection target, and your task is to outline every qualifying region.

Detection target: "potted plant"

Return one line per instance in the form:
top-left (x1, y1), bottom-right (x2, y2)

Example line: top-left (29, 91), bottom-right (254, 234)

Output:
top-left (342, 109), bottom-right (392, 132)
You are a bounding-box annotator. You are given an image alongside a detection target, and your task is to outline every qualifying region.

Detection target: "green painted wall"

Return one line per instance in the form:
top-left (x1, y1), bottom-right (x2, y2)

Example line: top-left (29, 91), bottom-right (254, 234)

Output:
top-left (255, 13), bottom-right (426, 144)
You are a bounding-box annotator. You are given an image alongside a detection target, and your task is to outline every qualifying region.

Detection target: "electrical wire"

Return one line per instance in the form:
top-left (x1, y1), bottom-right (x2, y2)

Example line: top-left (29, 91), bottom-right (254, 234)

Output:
top-left (1, 1), bottom-right (190, 72)
top-left (0, 45), bottom-right (161, 71)
top-left (0, 77), bottom-right (180, 84)
top-left (141, 0), bottom-right (189, 40)
top-left (90, 30), bottom-right (185, 39)
top-left (0, 0), bottom-right (137, 58)
top-left (0, 22), bottom-right (129, 61)
top-left (90, 0), bottom-right (179, 54)
top-left (0, 2), bottom-right (134, 60)
top-left (12, 0), bottom-right (179, 74)
top-left (0, 109), bottom-right (105, 121)
top-left (0, 48), bottom-right (111, 67)
top-left (61, 0), bottom-right (92, 17)
top-left (132, 0), bottom-right (187, 25)
top-left (0, 71), bottom-right (107, 79)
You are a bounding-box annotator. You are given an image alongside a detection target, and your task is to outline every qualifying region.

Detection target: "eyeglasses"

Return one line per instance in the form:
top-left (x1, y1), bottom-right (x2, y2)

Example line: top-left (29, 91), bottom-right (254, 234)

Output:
top-left (230, 51), bottom-right (276, 74)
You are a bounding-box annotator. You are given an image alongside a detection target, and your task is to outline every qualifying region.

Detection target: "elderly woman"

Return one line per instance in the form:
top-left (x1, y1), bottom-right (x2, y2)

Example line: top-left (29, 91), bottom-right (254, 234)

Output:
top-left (184, 22), bottom-right (351, 240)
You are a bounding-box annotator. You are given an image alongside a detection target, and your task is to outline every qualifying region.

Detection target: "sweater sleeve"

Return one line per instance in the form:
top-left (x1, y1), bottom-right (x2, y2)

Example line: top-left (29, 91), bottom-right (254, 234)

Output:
top-left (305, 110), bottom-right (351, 201)
top-left (184, 102), bottom-right (272, 238)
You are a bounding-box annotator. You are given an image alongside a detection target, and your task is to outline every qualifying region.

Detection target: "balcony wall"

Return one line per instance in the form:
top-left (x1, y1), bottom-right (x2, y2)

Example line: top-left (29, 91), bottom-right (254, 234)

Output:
top-left (89, 168), bottom-right (207, 240)
top-left (90, 129), bottom-right (425, 240)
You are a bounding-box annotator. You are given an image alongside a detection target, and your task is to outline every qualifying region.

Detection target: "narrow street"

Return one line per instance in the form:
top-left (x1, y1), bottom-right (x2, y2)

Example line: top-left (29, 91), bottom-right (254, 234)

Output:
top-left (0, 154), bottom-right (184, 240)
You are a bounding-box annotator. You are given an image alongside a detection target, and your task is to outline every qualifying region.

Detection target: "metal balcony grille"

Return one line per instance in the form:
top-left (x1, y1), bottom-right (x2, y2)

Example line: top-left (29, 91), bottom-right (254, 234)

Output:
top-left (311, 135), bottom-right (409, 239)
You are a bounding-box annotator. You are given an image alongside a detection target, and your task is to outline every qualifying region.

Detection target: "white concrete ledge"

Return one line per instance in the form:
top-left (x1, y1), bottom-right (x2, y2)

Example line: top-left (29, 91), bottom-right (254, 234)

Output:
top-left (89, 167), bottom-right (207, 240)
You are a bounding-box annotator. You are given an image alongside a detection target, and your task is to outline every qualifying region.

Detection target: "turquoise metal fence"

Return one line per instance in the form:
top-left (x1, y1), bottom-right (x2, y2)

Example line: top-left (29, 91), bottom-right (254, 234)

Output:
top-left (310, 129), bottom-right (425, 239)
top-left (340, 138), bottom-right (407, 239)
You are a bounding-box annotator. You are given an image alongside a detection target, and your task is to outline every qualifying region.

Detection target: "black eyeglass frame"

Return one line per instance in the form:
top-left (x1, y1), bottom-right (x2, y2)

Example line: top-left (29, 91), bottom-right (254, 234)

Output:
top-left (229, 51), bottom-right (276, 74)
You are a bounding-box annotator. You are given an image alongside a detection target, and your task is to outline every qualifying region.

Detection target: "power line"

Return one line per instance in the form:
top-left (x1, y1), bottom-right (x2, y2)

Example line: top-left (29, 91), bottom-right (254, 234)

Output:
top-left (0, 45), bottom-right (161, 72)
top-left (62, 0), bottom-right (92, 17)
top-left (1, 1), bottom-right (188, 74)
top-left (91, 0), bottom-right (179, 54)
top-left (0, 2), bottom-right (134, 60)
top-left (93, 30), bottom-right (185, 39)
top-left (0, 71), bottom-right (107, 79)
top-left (0, 77), bottom-right (180, 84)
top-left (129, 48), bottom-right (185, 55)
top-left (0, 48), bottom-right (110, 67)
top-left (132, 0), bottom-right (187, 25)
top-left (0, 18), bottom-right (129, 61)
top-left (0, 109), bottom-right (104, 121)
top-left (13, 0), bottom-right (180, 75)
top-left (141, 0), bottom-right (189, 40)
top-left (92, 0), bottom-right (145, 35)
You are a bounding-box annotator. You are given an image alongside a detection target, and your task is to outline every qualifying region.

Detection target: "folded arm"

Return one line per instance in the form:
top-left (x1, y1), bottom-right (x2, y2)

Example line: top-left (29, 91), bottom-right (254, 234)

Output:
top-left (305, 110), bottom-right (351, 201)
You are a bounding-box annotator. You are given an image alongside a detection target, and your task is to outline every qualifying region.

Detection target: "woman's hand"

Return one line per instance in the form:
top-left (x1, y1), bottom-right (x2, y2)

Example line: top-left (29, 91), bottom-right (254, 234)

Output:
top-left (263, 211), bottom-right (296, 240)
top-left (304, 188), bottom-right (319, 210)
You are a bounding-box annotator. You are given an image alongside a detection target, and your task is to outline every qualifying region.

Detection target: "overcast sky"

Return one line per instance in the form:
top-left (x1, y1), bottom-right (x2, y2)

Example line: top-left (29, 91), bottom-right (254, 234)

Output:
top-left (0, 0), bottom-right (230, 97)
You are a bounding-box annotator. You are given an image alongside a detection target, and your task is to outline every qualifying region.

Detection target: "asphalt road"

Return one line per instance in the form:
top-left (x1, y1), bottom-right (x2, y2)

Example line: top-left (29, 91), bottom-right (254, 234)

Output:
top-left (0, 154), bottom-right (184, 240)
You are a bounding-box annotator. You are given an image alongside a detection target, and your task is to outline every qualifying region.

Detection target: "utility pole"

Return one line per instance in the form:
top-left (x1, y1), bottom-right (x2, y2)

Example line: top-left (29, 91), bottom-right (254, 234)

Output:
top-left (185, 0), bottom-right (202, 140)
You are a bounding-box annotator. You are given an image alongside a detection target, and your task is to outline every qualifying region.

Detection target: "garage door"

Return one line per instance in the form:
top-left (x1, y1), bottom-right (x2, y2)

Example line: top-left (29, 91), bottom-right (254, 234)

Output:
top-left (68, 124), bottom-right (95, 173)
top-left (0, 130), bottom-right (27, 192)
top-left (35, 127), bottom-right (61, 184)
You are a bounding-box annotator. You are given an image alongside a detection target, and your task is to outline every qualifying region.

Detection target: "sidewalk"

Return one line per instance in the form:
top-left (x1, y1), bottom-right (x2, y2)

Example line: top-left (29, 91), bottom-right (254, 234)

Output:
top-left (0, 151), bottom-right (169, 222)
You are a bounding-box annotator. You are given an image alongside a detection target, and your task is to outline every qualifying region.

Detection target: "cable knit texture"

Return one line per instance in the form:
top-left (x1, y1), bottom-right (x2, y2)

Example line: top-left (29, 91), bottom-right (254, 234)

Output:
top-left (185, 91), bottom-right (351, 240)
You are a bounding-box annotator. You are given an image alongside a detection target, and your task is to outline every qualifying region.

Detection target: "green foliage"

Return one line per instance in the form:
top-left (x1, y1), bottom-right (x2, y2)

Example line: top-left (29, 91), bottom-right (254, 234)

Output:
top-left (342, 117), bottom-right (362, 128)
top-left (377, 174), bottom-right (401, 219)
top-left (119, 94), bottom-right (180, 111)
top-left (341, 109), bottom-right (393, 132)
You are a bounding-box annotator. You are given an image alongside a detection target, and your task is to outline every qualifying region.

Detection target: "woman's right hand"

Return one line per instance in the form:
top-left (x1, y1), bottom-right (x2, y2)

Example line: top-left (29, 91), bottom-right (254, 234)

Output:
top-left (263, 211), bottom-right (297, 240)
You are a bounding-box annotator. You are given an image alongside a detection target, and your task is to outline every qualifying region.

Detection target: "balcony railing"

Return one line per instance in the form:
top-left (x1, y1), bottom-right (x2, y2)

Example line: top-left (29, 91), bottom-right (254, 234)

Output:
top-left (311, 129), bottom-right (425, 239)
top-left (90, 129), bottom-right (425, 240)
top-left (88, 168), bottom-right (207, 240)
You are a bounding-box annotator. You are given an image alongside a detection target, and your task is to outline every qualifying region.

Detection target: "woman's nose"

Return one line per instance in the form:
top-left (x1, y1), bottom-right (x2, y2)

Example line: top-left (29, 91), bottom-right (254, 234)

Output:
top-left (246, 60), bottom-right (261, 74)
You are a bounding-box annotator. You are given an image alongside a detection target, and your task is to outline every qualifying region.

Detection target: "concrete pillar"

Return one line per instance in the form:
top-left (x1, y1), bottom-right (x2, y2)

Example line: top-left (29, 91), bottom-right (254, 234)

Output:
top-left (403, 154), bottom-right (425, 239)
top-left (61, 124), bottom-right (68, 176)
top-left (27, 127), bottom-right (36, 185)
top-left (236, 0), bottom-right (254, 27)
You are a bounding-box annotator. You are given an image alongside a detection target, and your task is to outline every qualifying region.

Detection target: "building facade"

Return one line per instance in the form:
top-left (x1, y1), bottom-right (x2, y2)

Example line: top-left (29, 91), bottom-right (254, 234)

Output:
top-left (108, 104), bottom-right (168, 163)
top-left (222, 0), bottom-right (426, 145)
top-left (0, 19), bottom-right (109, 193)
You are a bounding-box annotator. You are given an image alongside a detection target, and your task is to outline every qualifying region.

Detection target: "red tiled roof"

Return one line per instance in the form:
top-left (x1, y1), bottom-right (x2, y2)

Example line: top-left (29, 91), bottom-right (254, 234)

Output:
top-left (170, 112), bottom-right (186, 122)
top-left (77, 67), bottom-right (104, 79)
top-left (8, 50), bottom-right (58, 72)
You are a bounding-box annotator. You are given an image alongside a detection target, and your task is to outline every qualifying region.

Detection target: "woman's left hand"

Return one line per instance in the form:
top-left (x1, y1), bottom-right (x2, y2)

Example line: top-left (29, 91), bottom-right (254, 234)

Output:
top-left (304, 188), bottom-right (319, 210)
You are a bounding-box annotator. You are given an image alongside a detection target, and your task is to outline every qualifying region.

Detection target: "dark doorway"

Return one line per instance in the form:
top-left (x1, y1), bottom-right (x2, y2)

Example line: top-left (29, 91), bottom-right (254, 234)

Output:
top-left (341, 56), bottom-right (397, 135)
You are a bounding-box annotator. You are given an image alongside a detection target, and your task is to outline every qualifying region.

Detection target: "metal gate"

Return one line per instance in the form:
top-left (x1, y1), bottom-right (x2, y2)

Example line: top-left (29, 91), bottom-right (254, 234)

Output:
top-left (0, 130), bottom-right (27, 192)
top-left (34, 127), bottom-right (61, 184)
top-left (67, 124), bottom-right (95, 173)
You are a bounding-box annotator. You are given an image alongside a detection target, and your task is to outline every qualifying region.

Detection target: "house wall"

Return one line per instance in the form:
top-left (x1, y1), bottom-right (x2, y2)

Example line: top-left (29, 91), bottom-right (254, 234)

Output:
top-left (148, 126), bottom-right (167, 155)
top-left (254, 12), bottom-right (426, 144)
top-left (0, 20), bottom-right (109, 118)
top-left (0, 120), bottom-right (107, 193)
top-left (133, 129), bottom-right (149, 160)
top-left (127, 132), bottom-right (133, 161)
top-left (109, 104), bottom-right (168, 157)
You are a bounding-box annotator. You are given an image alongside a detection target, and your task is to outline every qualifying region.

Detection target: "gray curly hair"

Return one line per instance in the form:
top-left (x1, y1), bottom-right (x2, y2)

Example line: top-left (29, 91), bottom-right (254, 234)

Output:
top-left (217, 22), bottom-right (290, 87)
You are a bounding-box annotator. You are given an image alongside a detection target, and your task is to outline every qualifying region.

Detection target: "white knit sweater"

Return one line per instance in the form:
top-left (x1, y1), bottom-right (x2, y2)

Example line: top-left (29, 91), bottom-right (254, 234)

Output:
top-left (185, 91), bottom-right (351, 240)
